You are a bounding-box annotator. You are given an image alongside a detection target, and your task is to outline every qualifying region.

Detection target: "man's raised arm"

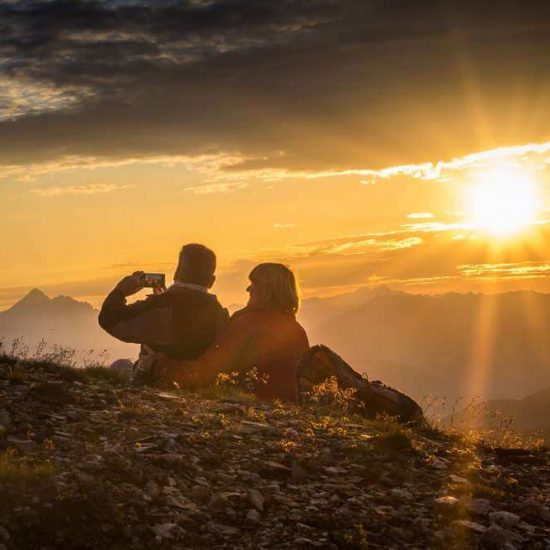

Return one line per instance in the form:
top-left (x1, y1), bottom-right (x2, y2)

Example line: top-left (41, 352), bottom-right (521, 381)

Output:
top-left (98, 272), bottom-right (172, 346)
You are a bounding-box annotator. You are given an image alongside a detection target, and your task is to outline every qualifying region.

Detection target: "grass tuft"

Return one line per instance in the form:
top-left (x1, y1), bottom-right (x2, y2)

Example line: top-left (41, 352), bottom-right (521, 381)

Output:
top-left (373, 423), bottom-right (414, 452)
top-left (0, 449), bottom-right (55, 484)
top-left (185, 370), bottom-right (257, 403)
top-left (83, 365), bottom-right (123, 385)
top-left (118, 400), bottom-right (155, 418)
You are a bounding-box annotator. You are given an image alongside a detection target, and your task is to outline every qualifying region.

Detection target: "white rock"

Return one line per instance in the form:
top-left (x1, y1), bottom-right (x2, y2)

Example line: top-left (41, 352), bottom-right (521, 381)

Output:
top-left (435, 495), bottom-right (459, 509)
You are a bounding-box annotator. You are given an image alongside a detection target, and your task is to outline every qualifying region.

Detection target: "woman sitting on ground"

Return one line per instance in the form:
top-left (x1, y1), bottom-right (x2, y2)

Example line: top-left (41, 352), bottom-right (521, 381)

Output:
top-left (155, 263), bottom-right (310, 401)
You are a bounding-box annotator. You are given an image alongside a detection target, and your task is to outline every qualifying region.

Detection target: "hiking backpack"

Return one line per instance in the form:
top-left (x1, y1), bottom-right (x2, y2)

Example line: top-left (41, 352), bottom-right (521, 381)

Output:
top-left (296, 344), bottom-right (424, 424)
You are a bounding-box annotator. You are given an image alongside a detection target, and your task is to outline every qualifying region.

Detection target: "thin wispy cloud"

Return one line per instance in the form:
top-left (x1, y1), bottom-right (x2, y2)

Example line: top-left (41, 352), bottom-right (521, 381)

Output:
top-left (380, 237), bottom-right (423, 251)
top-left (407, 212), bottom-right (434, 219)
top-left (307, 141), bottom-right (550, 184)
top-left (29, 183), bottom-right (130, 197)
top-left (273, 223), bottom-right (296, 229)
top-left (403, 222), bottom-right (467, 233)
top-left (5, 139), bottom-right (550, 199)
top-left (184, 180), bottom-right (248, 195)
top-left (0, 153), bottom-right (243, 182)
top-left (459, 262), bottom-right (550, 279)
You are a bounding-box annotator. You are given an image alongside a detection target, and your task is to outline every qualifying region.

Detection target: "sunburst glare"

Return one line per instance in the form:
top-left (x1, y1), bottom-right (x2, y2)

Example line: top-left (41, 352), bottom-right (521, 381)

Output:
top-left (467, 167), bottom-right (541, 236)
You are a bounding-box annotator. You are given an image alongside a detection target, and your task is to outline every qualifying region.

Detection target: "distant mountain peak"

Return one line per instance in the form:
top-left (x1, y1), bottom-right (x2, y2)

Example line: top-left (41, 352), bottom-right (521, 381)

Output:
top-left (2, 289), bottom-right (96, 317)
top-left (17, 288), bottom-right (50, 307)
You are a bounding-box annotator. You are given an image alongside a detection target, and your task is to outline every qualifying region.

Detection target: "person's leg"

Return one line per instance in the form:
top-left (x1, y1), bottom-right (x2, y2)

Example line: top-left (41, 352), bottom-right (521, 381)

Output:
top-left (131, 344), bottom-right (158, 384)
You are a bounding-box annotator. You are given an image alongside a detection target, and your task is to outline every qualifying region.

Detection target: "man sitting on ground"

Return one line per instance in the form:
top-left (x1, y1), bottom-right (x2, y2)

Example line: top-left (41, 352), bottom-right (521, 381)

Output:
top-left (99, 244), bottom-right (229, 375)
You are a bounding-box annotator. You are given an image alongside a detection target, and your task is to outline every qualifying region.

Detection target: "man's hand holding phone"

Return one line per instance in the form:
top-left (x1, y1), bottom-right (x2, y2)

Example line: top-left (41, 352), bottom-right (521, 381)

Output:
top-left (142, 273), bottom-right (166, 293)
top-left (115, 272), bottom-right (166, 297)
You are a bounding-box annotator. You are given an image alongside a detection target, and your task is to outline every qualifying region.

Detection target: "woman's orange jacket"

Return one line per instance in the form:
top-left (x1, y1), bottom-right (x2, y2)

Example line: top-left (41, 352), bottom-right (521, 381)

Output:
top-left (164, 306), bottom-right (309, 402)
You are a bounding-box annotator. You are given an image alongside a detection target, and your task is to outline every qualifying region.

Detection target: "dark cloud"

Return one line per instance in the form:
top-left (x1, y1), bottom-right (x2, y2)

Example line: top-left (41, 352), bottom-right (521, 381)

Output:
top-left (1, 0), bottom-right (550, 171)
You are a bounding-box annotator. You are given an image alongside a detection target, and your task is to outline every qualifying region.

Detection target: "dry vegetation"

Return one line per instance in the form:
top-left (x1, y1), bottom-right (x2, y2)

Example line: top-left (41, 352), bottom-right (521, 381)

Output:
top-left (422, 394), bottom-right (547, 450)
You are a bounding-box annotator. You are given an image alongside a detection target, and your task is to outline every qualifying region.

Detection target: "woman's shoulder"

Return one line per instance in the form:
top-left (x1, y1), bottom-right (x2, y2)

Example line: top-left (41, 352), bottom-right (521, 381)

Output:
top-left (227, 307), bottom-right (265, 327)
top-left (230, 305), bottom-right (272, 320)
top-left (231, 306), bottom-right (307, 333)
top-left (230, 305), bottom-right (297, 321)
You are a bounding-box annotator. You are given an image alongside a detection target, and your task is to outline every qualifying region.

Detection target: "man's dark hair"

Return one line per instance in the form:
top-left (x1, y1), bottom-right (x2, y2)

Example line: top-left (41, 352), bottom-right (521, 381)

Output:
top-left (175, 244), bottom-right (216, 286)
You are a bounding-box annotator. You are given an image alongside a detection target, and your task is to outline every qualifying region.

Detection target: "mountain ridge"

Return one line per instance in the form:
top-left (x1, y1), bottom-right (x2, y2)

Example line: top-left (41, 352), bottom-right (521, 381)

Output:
top-left (301, 288), bottom-right (550, 403)
top-left (2, 289), bottom-right (95, 316)
top-left (3, 286), bottom-right (550, 405)
top-left (0, 288), bottom-right (134, 363)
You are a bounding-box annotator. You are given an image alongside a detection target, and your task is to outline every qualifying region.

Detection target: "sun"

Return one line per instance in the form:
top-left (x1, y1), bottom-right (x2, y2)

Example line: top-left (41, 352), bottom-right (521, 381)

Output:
top-left (467, 167), bottom-right (540, 236)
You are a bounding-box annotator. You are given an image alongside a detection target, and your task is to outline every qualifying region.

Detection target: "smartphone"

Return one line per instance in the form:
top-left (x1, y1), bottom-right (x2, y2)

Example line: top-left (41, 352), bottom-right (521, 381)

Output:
top-left (141, 273), bottom-right (166, 288)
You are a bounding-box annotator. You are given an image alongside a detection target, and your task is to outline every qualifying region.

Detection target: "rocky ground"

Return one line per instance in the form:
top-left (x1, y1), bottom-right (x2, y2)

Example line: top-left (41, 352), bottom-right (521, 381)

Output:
top-left (0, 356), bottom-right (549, 549)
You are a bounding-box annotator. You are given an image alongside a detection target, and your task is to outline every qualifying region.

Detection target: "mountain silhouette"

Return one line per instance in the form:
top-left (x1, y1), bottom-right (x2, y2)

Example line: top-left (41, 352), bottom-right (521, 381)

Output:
top-left (299, 285), bottom-right (401, 330)
top-left (300, 288), bottom-right (550, 403)
top-left (9, 288), bottom-right (50, 309)
top-left (3, 289), bottom-right (94, 318)
top-left (3, 287), bottom-right (550, 403)
top-left (0, 290), bottom-right (135, 363)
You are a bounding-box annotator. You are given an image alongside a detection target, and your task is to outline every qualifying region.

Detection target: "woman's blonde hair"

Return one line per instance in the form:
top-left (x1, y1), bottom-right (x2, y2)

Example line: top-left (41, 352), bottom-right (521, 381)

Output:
top-left (249, 263), bottom-right (301, 314)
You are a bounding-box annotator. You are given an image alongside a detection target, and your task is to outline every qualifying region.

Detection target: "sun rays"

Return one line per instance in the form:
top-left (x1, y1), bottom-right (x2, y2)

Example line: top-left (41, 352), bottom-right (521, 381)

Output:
top-left (466, 167), bottom-right (541, 237)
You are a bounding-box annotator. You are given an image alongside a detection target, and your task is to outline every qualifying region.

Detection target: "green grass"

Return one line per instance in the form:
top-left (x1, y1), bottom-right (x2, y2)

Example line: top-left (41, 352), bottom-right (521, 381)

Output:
top-left (191, 382), bottom-right (257, 403)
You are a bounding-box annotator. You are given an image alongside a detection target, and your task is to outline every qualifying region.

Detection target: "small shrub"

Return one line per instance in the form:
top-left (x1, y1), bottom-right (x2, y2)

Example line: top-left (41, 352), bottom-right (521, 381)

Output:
top-left (371, 419), bottom-right (415, 452)
top-left (342, 523), bottom-right (369, 549)
top-left (33, 341), bottom-right (76, 367)
top-left (42, 363), bottom-right (85, 382)
top-left (192, 371), bottom-right (256, 402)
top-left (8, 338), bottom-right (29, 360)
top-left (7, 365), bottom-right (28, 384)
top-left (117, 398), bottom-right (155, 418)
top-left (304, 376), bottom-right (357, 415)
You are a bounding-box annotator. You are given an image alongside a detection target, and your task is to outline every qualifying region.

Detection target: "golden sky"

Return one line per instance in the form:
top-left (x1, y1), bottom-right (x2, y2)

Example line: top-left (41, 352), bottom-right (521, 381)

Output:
top-left (1, 1), bottom-right (550, 309)
top-left (2, 141), bottom-right (550, 310)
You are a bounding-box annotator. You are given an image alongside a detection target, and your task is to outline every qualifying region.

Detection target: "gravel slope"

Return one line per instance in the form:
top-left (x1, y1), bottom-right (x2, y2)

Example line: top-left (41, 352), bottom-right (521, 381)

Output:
top-left (1, 358), bottom-right (549, 549)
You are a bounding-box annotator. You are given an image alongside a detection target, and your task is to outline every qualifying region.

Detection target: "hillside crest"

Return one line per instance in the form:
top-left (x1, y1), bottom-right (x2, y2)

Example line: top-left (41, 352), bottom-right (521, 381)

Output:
top-left (1, 356), bottom-right (549, 549)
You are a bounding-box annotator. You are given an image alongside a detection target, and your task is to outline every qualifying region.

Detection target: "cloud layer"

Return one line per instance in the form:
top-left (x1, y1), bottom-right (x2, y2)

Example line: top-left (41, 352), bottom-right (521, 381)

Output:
top-left (1, 0), bottom-right (550, 172)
